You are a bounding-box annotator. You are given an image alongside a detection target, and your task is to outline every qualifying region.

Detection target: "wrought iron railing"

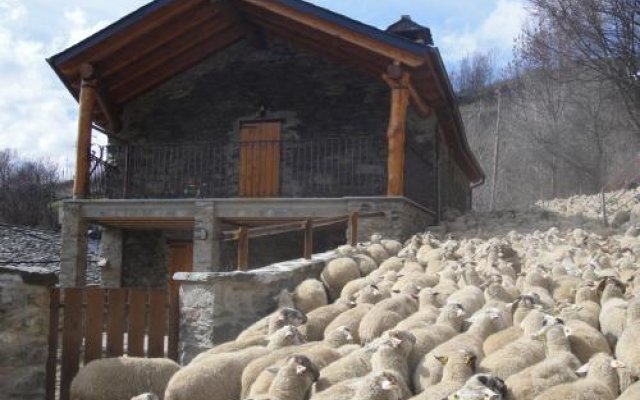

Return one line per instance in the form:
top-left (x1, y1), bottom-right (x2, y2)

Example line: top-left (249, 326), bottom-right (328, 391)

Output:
top-left (90, 136), bottom-right (387, 199)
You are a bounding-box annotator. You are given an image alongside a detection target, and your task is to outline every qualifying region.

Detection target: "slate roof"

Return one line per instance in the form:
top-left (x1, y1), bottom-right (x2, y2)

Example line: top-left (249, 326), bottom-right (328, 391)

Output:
top-left (0, 224), bottom-right (100, 283)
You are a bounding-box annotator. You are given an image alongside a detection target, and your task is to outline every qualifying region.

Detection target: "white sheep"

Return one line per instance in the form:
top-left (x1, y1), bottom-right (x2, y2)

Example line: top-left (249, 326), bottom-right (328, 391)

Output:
top-left (534, 353), bottom-right (625, 400)
top-left (293, 279), bottom-right (328, 313)
top-left (164, 347), bottom-right (268, 400)
top-left (70, 357), bottom-right (180, 400)
top-left (321, 257), bottom-right (362, 300)
top-left (412, 349), bottom-right (477, 400)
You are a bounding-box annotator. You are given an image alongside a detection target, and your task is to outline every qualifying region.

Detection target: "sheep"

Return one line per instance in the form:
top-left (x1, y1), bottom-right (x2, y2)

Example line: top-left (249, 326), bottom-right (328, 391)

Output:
top-left (340, 277), bottom-right (372, 301)
top-left (237, 307), bottom-right (307, 341)
top-left (248, 344), bottom-right (342, 398)
top-left (614, 296), bottom-right (640, 391)
top-left (377, 256), bottom-right (405, 274)
top-left (321, 257), bottom-right (362, 300)
top-left (353, 284), bottom-right (387, 305)
top-left (503, 323), bottom-right (582, 400)
top-left (411, 350), bottom-right (477, 400)
top-left (406, 303), bottom-right (467, 372)
top-left (478, 322), bottom-right (547, 379)
top-left (293, 279), bottom-right (328, 313)
top-left (190, 325), bottom-right (305, 364)
top-left (323, 303), bottom-right (372, 343)
top-left (299, 299), bottom-right (355, 341)
top-left (413, 308), bottom-right (506, 391)
top-left (618, 380), bottom-right (640, 400)
top-left (598, 277), bottom-right (628, 348)
top-left (353, 253), bottom-right (379, 276)
top-left (450, 374), bottom-right (507, 400)
top-left (447, 285), bottom-right (485, 315)
top-left (381, 239), bottom-right (403, 256)
top-left (200, 323), bottom-right (306, 360)
top-left (130, 394), bottom-right (159, 400)
top-left (314, 330), bottom-right (413, 392)
top-left (323, 325), bottom-right (356, 348)
top-left (534, 353), bottom-right (626, 400)
top-left (564, 319), bottom-right (612, 364)
top-left (310, 371), bottom-right (403, 400)
top-left (366, 243), bottom-right (391, 265)
top-left (164, 346), bottom-right (269, 400)
top-left (70, 357), bottom-right (180, 400)
top-left (358, 293), bottom-right (418, 343)
top-left (267, 355), bottom-right (319, 400)
top-left (483, 299), bottom-right (545, 355)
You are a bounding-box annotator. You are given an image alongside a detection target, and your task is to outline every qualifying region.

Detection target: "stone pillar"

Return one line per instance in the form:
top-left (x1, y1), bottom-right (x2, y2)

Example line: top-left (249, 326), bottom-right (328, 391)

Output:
top-left (193, 201), bottom-right (221, 272)
top-left (99, 228), bottom-right (123, 288)
top-left (59, 203), bottom-right (87, 287)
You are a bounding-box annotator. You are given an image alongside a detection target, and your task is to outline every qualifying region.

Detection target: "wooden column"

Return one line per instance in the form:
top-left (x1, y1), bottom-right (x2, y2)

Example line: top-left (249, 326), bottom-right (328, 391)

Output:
top-left (384, 66), bottom-right (411, 196)
top-left (74, 64), bottom-right (97, 199)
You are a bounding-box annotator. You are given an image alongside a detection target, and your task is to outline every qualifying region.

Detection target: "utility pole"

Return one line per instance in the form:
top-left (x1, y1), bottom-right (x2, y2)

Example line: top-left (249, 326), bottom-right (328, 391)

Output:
top-left (489, 87), bottom-right (502, 211)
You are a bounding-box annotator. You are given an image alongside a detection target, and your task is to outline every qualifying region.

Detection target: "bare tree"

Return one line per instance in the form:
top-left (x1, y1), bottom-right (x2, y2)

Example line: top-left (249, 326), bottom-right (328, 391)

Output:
top-left (0, 149), bottom-right (60, 228)
top-left (526, 0), bottom-right (640, 131)
top-left (450, 50), bottom-right (498, 96)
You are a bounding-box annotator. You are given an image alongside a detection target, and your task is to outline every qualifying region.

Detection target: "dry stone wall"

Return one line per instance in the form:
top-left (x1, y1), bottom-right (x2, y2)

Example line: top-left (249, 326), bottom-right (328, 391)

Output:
top-left (0, 267), bottom-right (55, 400)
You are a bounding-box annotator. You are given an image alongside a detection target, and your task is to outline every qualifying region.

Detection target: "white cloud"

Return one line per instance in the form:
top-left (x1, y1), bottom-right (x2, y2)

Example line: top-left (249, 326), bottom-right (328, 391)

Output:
top-left (441, 0), bottom-right (527, 61)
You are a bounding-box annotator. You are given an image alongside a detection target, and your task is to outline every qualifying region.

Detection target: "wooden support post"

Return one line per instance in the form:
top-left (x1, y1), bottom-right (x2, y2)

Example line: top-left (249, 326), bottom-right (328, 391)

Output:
top-left (237, 227), bottom-right (249, 271)
top-left (349, 211), bottom-right (359, 246)
top-left (45, 288), bottom-right (60, 400)
top-left (384, 65), bottom-right (411, 196)
top-left (303, 219), bottom-right (313, 259)
top-left (74, 64), bottom-right (97, 199)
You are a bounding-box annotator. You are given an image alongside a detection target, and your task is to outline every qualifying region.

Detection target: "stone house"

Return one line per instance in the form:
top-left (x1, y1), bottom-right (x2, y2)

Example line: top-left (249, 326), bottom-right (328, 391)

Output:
top-left (48, 0), bottom-right (484, 289)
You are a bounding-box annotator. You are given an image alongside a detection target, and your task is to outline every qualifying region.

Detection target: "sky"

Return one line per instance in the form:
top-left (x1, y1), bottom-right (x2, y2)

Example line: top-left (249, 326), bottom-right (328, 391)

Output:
top-left (0, 0), bottom-right (527, 176)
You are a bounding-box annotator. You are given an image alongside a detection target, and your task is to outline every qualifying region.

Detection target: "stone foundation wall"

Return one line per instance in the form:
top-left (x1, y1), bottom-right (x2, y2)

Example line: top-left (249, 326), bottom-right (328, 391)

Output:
top-left (121, 230), bottom-right (168, 287)
top-left (347, 198), bottom-right (436, 242)
top-left (174, 253), bottom-right (332, 363)
top-left (0, 268), bottom-right (56, 400)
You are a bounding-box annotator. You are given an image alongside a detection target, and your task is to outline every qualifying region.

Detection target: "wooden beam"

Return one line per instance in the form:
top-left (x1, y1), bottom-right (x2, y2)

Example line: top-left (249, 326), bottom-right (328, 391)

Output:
top-left (94, 84), bottom-right (121, 132)
top-left (97, 7), bottom-right (222, 79)
top-left (111, 25), bottom-right (246, 103)
top-left (237, 227), bottom-right (249, 271)
top-left (106, 20), bottom-right (236, 91)
top-left (383, 73), bottom-right (432, 117)
top-left (385, 68), bottom-right (411, 196)
top-left (58, 0), bottom-right (205, 75)
top-left (349, 211), bottom-right (359, 246)
top-left (303, 219), bottom-right (313, 259)
top-left (240, 0), bottom-right (425, 67)
top-left (74, 70), bottom-right (97, 199)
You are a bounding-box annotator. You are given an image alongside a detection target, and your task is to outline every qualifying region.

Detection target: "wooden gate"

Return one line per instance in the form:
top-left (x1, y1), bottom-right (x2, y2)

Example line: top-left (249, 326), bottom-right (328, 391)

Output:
top-left (46, 287), bottom-right (179, 400)
top-left (239, 121), bottom-right (282, 197)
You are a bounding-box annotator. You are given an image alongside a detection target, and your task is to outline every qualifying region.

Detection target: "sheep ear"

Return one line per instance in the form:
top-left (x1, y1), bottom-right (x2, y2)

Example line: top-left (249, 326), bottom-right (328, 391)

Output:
top-left (576, 363), bottom-right (590, 376)
top-left (563, 327), bottom-right (572, 336)
top-left (610, 360), bottom-right (626, 369)
top-left (434, 355), bottom-right (448, 365)
top-left (465, 355), bottom-right (477, 367)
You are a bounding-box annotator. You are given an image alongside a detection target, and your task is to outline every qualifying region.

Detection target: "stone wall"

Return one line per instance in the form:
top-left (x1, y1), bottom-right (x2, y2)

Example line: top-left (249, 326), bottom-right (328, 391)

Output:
top-left (121, 230), bottom-right (168, 287)
top-left (110, 37), bottom-right (391, 199)
top-left (174, 252), bottom-right (332, 363)
top-left (0, 267), bottom-right (56, 400)
top-left (405, 108), bottom-right (438, 211)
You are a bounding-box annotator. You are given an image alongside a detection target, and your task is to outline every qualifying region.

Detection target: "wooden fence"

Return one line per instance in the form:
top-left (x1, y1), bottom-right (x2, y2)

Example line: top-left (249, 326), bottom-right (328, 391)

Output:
top-left (223, 211), bottom-right (385, 270)
top-left (46, 287), bottom-right (179, 400)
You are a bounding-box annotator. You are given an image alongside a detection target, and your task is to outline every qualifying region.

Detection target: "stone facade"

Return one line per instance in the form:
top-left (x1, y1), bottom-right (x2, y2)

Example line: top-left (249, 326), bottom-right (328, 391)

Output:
top-left (174, 253), bottom-right (331, 363)
top-left (121, 230), bottom-right (168, 287)
top-left (0, 268), bottom-right (56, 400)
top-left (108, 37), bottom-right (390, 199)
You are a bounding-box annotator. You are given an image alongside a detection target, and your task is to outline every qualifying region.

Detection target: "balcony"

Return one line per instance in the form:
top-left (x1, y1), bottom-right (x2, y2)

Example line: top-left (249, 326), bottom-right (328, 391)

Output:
top-left (90, 136), bottom-right (389, 200)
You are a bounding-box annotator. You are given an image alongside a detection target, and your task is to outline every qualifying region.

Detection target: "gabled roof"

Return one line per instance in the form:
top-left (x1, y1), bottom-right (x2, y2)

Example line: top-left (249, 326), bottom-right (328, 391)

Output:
top-left (47, 0), bottom-right (484, 184)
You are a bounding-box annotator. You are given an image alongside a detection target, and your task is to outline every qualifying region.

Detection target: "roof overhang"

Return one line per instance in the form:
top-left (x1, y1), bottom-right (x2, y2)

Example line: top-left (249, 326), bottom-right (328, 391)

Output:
top-left (47, 0), bottom-right (485, 184)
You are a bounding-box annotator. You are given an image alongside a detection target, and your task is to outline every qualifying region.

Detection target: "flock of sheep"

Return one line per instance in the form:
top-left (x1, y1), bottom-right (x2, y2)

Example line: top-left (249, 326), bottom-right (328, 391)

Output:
top-left (71, 189), bottom-right (640, 400)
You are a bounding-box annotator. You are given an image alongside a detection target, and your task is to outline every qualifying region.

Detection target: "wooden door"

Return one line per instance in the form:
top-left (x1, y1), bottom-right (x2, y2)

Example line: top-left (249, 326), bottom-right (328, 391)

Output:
top-left (168, 243), bottom-right (193, 291)
top-left (239, 121), bottom-right (281, 197)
